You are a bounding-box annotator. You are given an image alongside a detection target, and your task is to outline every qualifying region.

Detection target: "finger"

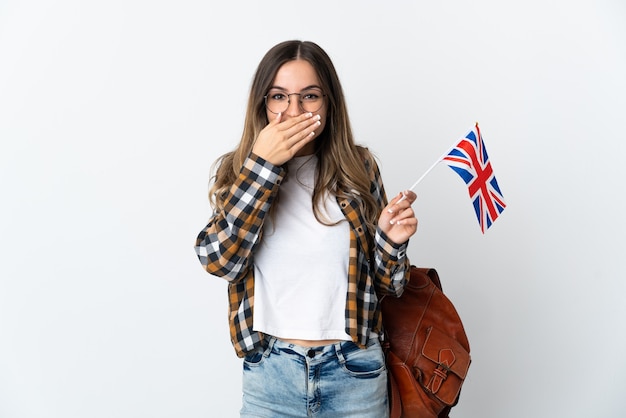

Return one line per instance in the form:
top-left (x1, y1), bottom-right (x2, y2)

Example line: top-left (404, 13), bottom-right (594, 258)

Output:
top-left (389, 207), bottom-right (416, 224)
top-left (389, 217), bottom-right (418, 227)
top-left (387, 191), bottom-right (417, 214)
top-left (285, 117), bottom-right (321, 147)
top-left (280, 114), bottom-right (321, 138)
top-left (275, 112), bottom-right (314, 130)
top-left (265, 112), bottom-right (282, 127)
top-left (391, 192), bottom-right (406, 207)
top-left (395, 209), bottom-right (416, 224)
top-left (390, 213), bottom-right (418, 228)
top-left (398, 190), bottom-right (416, 204)
top-left (288, 121), bottom-right (320, 153)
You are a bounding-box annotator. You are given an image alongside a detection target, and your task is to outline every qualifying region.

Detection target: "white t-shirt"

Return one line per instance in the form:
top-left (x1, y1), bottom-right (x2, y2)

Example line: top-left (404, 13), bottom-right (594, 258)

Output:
top-left (253, 155), bottom-right (351, 341)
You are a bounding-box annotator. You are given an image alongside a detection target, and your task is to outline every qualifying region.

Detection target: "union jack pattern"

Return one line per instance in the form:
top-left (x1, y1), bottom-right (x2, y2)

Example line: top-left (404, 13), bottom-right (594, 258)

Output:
top-left (442, 124), bottom-right (506, 233)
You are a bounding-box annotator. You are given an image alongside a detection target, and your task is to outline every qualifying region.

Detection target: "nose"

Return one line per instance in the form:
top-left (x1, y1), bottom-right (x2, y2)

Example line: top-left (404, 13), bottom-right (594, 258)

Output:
top-left (285, 93), bottom-right (303, 116)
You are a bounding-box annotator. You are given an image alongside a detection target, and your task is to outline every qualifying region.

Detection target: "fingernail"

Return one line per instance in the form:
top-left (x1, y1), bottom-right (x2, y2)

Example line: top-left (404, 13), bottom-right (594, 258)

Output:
top-left (389, 220), bottom-right (395, 225)
top-left (307, 113), bottom-right (313, 117)
top-left (315, 115), bottom-right (321, 120)
top-left (387, 208), bottom-right (394, 213)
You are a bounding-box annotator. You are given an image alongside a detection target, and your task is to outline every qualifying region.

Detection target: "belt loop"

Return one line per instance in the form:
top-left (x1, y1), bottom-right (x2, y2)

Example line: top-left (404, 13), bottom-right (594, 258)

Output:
top-left (334, 341), bottom-right (346, 365)
top-left (264, 336), bottom-right (277, 358)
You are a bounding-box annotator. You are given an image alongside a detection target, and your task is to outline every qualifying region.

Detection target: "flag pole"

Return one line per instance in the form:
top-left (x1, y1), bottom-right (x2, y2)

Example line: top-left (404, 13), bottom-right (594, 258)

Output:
top-left (395, 148), bottom-right (449, 204)
top-left (406, 149), bottom-right (448, 192)
top-left (396, 122), bottom-right (478, 203)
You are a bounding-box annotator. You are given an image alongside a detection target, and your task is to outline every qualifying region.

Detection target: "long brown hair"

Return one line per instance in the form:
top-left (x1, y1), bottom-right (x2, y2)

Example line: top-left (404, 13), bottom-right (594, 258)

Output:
top-left (209, 40), bottom-right (380, 233)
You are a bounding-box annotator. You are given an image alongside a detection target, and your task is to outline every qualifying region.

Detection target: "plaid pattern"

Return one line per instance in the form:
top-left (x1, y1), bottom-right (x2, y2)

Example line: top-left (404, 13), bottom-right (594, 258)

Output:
top-left (195, 150), bottom-right (409, 357)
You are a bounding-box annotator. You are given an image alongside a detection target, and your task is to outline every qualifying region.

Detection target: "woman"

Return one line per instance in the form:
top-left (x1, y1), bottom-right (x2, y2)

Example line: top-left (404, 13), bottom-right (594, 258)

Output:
top-left (195, 40), bottom-right (418, 417)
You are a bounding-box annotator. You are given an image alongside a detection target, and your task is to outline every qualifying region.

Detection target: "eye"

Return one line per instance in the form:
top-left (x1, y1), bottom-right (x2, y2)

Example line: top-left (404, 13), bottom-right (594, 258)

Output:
top-left (301, 90), bottom-right (322, 101)
top-left (270, 93), bottom-right (287, 101)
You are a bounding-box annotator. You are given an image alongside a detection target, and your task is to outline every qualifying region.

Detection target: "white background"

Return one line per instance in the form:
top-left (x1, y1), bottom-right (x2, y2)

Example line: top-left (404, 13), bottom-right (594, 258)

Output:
top-left (1, 1), bottom-right (625, 417)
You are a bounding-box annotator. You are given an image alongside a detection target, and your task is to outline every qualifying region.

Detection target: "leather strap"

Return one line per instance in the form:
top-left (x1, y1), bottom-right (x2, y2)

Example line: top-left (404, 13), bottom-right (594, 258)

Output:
top-left (388, 366), bottom-right (402, 418)
top-left (427, 348), bottom-right (456, 394)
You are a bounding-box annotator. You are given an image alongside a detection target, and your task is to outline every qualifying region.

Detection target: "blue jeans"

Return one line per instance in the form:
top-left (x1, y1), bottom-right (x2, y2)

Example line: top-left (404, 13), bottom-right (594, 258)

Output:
top-left (240, 336), bottom-right (388, 417)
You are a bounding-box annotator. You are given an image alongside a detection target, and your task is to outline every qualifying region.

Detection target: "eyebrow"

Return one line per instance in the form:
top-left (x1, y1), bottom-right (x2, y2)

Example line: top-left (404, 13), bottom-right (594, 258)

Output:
top-left (268, 84), bottom-right (322, 91)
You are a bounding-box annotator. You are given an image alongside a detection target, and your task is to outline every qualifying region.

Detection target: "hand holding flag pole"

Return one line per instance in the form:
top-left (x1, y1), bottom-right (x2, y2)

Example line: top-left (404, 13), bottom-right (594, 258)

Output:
top-left (397, 122), bottom-right (506, 233)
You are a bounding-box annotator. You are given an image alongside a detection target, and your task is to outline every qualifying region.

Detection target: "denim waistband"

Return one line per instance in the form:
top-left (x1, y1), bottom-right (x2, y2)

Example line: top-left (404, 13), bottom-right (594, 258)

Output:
top-left (267, 335), bottom-right (380, 361)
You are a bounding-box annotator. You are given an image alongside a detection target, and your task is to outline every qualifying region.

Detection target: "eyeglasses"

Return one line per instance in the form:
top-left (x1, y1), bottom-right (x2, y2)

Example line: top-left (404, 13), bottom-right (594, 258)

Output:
top-left (264, 88), bottom-right (326, 114)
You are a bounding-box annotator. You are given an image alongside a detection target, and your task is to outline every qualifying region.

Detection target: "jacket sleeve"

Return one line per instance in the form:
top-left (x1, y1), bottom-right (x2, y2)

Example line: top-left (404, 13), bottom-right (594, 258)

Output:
top-left (373, 228), bottom-right (409, 297)
top-left (194, 153), bottom-right (285, 283)
top-left (364, 149), bottom-right (410, 297)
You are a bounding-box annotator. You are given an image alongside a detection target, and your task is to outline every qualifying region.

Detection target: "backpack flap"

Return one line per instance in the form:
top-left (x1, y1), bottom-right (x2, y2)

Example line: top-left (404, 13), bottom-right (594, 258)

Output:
top-left (418, 326), bottom-right (471, 405)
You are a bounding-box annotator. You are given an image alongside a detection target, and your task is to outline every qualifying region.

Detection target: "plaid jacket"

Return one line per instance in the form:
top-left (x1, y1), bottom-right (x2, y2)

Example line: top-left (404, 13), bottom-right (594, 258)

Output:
top-left (195, 149), bottom-right (410, 357)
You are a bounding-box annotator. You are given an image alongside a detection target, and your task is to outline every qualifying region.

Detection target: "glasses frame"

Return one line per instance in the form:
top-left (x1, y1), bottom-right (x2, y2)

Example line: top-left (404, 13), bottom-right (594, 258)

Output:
top-left (264, 89), bottom-right (327, 114)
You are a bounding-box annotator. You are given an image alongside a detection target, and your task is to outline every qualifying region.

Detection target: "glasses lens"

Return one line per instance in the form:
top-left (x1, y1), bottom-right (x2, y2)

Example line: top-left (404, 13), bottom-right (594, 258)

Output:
top-left (265, 91), bottom-right (288, 114)
top-left (300, 89), bottom-right (324, 113)
top-left (265, 89), bottom-right (324, 114)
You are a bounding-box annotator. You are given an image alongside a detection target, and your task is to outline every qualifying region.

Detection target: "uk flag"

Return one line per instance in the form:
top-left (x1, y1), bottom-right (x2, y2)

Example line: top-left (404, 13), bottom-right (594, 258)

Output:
top-left (442, 124), bottom-right (506, 233)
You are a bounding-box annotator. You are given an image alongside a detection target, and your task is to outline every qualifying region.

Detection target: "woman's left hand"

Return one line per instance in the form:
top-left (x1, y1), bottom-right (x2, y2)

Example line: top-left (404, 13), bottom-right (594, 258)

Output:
top-left (378, 191), bottom-right (418, 245)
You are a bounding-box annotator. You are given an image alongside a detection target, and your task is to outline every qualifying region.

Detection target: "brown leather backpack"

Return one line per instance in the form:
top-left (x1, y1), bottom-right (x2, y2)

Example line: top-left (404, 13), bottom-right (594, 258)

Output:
top-left (380, 266), bottom-right (471, 418)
